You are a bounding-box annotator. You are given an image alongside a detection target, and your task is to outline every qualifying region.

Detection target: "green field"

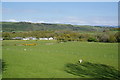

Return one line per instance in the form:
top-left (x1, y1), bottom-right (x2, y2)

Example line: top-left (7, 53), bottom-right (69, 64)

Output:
top-left (2, 40), bottom-right (118, 78)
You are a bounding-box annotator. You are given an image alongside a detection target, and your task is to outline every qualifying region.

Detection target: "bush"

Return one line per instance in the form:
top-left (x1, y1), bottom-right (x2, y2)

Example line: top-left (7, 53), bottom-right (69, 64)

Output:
top-left (87, 37), bottom-right (98, 42)
top-left (3, 37), bottom-right (11, 40)
top-left (98, 34), bottom-right (110, 42)
top-left (109, 35), bottom-right (117, 43)
top-left (115, 32), bottom-right (120, 42)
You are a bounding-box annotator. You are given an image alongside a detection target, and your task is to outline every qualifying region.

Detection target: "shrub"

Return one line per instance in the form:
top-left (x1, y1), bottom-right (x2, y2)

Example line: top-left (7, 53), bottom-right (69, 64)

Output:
top-left (115, 32), bottom-right (120, 42)
top-left (87, 37), bottom-right (98, 42)
top-left (109, 35), bottom-right (117, 43)
top-left (98, 34), bottom-right (110, 42)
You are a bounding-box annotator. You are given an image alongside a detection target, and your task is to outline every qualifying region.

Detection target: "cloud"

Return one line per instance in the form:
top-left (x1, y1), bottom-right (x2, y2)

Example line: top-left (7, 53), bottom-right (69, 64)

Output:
top-left (21, 20), bottom-right (32, 22)
top-left (3, 19), bottom-right (33, 23)
top-left (62, 17), bottom-right (90, 25)
top-left (3, 19), bottom-right (61, 24)
top-left (2, 17), bottom-right (118, 26)
top-left (5, 19), bottom-right (19, 22)
top-left (34, 21), bottom-right (61, 24)
top-left (61, 16), bottom-right (118, 26)
top-left (92, 20), bottom-right (118, 26)
top-left (34, 21), bottom-right (45, 23)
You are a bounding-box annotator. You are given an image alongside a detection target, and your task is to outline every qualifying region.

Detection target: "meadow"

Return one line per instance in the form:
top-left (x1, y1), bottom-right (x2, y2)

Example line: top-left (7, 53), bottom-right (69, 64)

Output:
top-left (2, 40), bottom-right (118, 78)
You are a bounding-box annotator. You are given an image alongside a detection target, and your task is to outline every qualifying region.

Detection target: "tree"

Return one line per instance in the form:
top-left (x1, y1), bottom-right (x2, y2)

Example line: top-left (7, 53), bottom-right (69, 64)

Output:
top-left (2, 32), bottom-right (11, 40)
top-left (109, 34), bottom-right (117, 43)
top-left (115, 32), bottom-right (120, 42)
top-left (87, 37), bottom-right (98, 42)
top-left (98, 34), bottom-right (109, 42)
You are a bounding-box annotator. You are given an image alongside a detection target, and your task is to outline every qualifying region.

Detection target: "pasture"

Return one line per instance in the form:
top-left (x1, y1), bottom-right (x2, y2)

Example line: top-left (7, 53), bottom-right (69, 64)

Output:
top-left (2, 40), bottom-right (118, 78)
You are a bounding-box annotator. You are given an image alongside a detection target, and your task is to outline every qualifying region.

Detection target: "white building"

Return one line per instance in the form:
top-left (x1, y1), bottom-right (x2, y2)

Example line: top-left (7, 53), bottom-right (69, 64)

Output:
top-left (48, 37), bottom-right (54, 40)
top-left (39, 37), bottom-right (54, 40)
top-left (23, 37), bottom-right (37, 40)
top-left (29, 37), bottom-right (37, 40)
top-left (11, 37), bottom-right (54, 40)
top-left (12, 37), bottom-right (23, 40)
top-left (22, 38), bottom-right (30, 40)
top-left (31, 38), bottom-right (37, 40)
top-left (39, 38), bottom-right (49, 40)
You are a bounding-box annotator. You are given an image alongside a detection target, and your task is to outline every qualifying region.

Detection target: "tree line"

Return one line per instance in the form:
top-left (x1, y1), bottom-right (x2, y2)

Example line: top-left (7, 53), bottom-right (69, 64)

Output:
top-left (2, 30), bottom-right (120, 43)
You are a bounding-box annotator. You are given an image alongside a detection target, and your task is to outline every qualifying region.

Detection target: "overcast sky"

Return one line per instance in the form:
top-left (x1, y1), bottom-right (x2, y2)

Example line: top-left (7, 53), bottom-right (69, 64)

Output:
top-left (2, 2), bottom-right (118, 26)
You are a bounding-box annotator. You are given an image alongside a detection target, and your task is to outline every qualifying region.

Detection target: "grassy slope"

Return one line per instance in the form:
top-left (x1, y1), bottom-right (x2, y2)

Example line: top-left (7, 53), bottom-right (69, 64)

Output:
top-left (2, 40), bottom-right (118, 78)
top-left (2, 22), bottom-right (108, 32)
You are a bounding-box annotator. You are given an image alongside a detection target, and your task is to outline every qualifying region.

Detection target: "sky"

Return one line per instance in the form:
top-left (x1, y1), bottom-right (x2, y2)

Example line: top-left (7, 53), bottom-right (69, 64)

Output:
top-left (2, 2), bottom-right (118, 26)
top-left (1, 0), bottom-right (120, 2)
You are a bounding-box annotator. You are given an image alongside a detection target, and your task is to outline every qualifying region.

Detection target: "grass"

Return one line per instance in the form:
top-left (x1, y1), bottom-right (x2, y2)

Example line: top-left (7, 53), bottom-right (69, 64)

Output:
top-left (65, 62), bottom-right (120, 79)
top-left (2, 40), bottom-right (118, 78)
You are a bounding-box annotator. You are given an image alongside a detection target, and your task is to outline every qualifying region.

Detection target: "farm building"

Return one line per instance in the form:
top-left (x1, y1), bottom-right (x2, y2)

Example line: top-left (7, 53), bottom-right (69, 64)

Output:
top-left (39, 37), bottom-right (54, 40)
top-left (39, 38), bottom-right (49, 40)
top-left (22, 37), bottom-right (37, 40)
top-left (10, 37), bottom-right (54, 40)
top-left (12, 37), bottom-right (23, 40)
top-left (48, 37), bottom-right (54, 40)
top-left (22, 38), bottom-right (30, 40)
top-left (29, 37), bottom-right (37, 40)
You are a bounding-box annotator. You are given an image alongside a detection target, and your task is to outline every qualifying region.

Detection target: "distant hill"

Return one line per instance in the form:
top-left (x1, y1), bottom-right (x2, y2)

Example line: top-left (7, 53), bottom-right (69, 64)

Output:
top-left (1, 22), bottom-right (113, 32)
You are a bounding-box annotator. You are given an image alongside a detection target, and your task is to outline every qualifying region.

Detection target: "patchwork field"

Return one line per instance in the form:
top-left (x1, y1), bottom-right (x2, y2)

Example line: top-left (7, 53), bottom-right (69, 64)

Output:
top-left (2, 40), bottom-right (118, 78)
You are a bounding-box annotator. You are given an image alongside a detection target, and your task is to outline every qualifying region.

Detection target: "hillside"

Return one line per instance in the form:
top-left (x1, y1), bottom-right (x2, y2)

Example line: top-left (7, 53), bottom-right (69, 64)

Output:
top-left (1, 22), bottom-right (112, 32)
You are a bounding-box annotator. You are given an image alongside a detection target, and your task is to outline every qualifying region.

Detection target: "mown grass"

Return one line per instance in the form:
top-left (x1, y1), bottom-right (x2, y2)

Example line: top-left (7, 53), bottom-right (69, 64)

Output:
top-left (2, 40), bottom-right (118, 78)
top-left (65, 62), bottom-right (120, 79)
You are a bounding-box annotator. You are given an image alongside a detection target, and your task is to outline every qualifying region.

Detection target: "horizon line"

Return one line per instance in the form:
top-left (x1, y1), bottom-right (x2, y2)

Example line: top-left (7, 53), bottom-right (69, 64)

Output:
top-left (1, 21), bottom-right (118, 27)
